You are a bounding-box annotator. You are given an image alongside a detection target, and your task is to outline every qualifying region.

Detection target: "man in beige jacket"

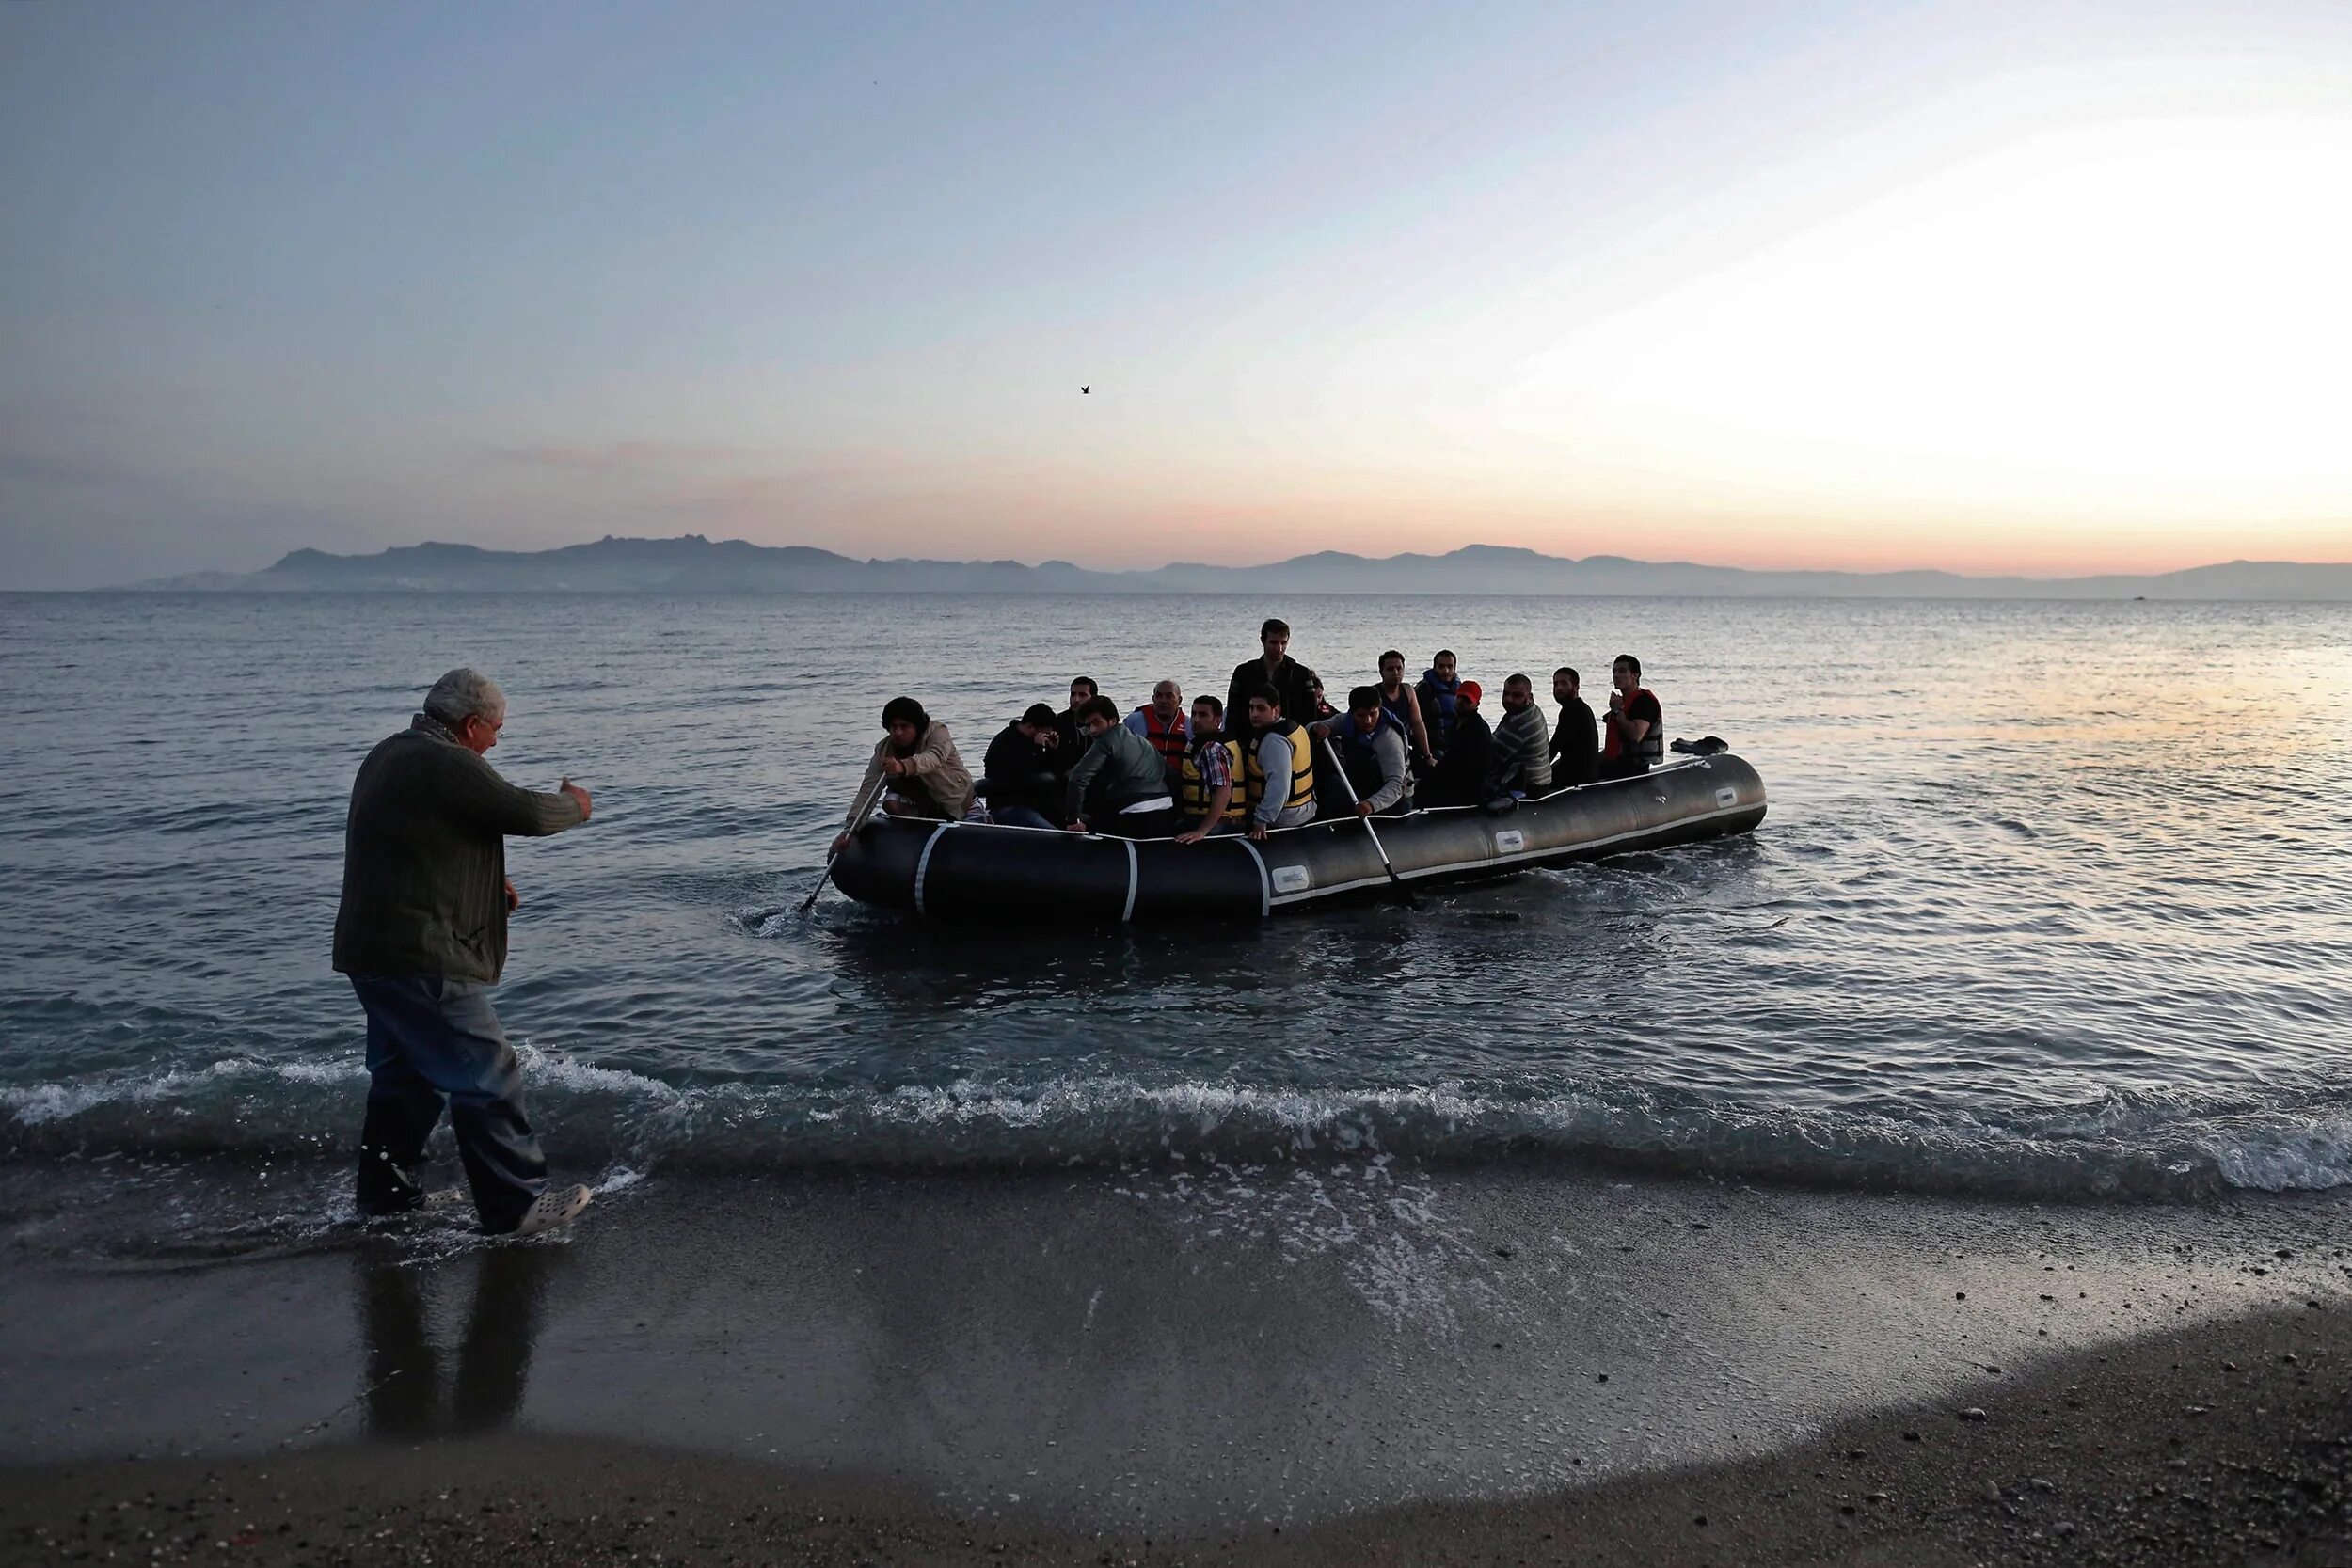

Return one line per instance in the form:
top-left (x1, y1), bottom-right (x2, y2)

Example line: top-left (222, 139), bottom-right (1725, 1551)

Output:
top-left (833, 695), bottom-right (973, 852)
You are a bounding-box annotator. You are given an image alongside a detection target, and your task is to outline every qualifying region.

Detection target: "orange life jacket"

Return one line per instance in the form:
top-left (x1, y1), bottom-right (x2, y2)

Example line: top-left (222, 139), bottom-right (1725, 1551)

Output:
top-left (1131, 705), bottom-right (1189, 772)
top-left (1602, 688), bottom-right (1664, 764)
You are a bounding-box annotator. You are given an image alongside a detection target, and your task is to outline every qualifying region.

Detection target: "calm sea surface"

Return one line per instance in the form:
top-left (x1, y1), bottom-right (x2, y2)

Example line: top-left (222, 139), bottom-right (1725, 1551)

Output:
top-left (2, 593), bottom-right (2348, 1213)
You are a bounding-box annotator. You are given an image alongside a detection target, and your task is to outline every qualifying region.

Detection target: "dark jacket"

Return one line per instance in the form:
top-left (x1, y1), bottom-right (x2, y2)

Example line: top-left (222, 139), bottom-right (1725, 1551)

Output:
top-left (982, 722), bottom-right (1060, 818)
top-left (1052, 707), bottom-right (1089, 776)
top-left (1225, 656), bottom-right (1321, 729)
top-left (1422, 708), bottom-right (1493, 809)
top-left (332, 718), bottom-right (584, 984)
top-left (1550, 696), bottom-right (1598, 786)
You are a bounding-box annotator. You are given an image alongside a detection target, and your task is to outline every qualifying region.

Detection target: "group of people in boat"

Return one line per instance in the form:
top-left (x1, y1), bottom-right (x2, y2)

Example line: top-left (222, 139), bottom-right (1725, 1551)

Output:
top-left (832, 618), bottom-right (1666, 849)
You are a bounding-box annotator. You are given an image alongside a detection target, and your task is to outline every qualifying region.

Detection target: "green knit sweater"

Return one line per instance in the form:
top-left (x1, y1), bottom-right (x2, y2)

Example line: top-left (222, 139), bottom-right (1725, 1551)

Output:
top-left (332, 720), bottom-right (585, 983)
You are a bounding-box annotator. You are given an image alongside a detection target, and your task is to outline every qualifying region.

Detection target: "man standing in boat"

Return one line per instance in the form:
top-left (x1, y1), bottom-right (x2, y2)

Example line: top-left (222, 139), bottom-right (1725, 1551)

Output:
top-left (1600, 654), bottom-right (1664, 780)
top-left (1549, 666), bottom-right (1599, 787)
top-left (1225, 618), bottom-right (1320, 728)
top-left (1239, 686), bottom-right (1318, 841)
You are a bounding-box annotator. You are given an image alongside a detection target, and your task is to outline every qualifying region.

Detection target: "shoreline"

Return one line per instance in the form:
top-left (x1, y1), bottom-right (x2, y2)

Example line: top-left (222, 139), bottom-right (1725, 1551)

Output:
top-left (6, 1298), bottom-right (2345, 1564)
top-left (5, 1162), bottom-right (2347, 1560)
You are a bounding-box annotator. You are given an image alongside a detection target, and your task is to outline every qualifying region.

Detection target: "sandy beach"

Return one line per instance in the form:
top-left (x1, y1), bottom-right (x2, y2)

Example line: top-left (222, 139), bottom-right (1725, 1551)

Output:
top-left (4, 1162), bottom-right (2345, 1563)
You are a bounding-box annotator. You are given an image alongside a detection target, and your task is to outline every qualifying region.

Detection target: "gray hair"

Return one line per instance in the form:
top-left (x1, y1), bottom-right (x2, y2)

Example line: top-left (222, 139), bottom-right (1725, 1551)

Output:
top-left (422, 667), bottom-right (506, 726)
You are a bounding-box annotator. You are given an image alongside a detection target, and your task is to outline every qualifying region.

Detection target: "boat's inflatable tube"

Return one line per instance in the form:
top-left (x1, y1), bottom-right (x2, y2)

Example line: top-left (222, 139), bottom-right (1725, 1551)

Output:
top-left (830, 754), bottom-right (1765, 923)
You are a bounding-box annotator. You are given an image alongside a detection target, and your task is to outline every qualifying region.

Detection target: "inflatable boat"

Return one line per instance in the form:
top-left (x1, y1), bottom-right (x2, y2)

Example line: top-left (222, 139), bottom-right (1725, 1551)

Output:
top-left (828, 752), bottom-right (1765, 922)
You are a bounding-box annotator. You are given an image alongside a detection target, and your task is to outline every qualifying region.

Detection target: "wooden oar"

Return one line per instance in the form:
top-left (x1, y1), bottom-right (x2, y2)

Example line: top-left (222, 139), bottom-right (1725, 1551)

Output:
top-left (798, 770), bottom-right (889, 914)
top-left (1318, 734), bottom-right (1419, 909)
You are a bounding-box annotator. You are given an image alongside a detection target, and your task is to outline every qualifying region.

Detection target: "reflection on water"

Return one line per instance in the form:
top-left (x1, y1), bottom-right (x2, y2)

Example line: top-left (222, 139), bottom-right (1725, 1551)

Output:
top-left (358, 1244), bottom-right (557, 1436)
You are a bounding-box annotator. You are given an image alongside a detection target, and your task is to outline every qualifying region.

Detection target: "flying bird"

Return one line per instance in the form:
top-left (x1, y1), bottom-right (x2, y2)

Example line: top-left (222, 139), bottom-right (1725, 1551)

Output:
top-left (1080, 385), bottom-right (1089, 394)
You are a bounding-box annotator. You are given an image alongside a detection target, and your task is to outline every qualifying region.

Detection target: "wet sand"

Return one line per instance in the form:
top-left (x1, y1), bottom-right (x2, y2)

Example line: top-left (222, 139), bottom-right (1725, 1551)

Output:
top-left (5, 1298), bottom-right (2347, 1565)
top-left (3, 1163), bottom-right (2346, 1562)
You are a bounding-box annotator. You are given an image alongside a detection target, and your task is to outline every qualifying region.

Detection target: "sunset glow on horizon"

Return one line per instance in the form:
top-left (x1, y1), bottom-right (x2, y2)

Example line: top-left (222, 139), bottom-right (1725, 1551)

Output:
top-left (4, 3), bottom-right (2349, 586)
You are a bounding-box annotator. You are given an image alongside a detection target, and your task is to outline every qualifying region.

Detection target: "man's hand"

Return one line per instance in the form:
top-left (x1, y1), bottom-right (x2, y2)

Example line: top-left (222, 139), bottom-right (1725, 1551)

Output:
top-left (1356, 801), bottom-right (1374, 818)
top-left (1174, 827), bottom-right (1206, 846)
top-left (503, 877), bottom-right (520, 911)
top-left (830, 832), bottom-right (850, 856)
top-left (1065, 821), bottom-right (1087, 833)
top-left (1248, 822), bottom-right (1268, 842)
top-left (881, 756), bottom-right (907, 777)
top-left (560, 777), bottom-right (592, 820)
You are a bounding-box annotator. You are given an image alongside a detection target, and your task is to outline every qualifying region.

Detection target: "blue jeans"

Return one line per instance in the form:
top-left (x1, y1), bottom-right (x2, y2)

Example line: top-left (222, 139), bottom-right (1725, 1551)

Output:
top-left (348, 974), bottom-right (548, 1234)
top-left (990, 804), bottom-right (1057, 831)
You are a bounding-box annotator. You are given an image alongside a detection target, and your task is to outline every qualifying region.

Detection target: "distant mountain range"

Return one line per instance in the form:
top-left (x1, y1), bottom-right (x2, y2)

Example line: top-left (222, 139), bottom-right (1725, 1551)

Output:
top-left (120, 535), bottom-right (2352, 600)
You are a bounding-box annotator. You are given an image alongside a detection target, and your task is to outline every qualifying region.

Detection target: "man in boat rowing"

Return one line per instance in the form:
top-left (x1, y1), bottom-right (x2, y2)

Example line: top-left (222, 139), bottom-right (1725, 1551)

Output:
top-left (1550, 666), bottom-right (1599, 787)
top-left (1307, 685), bottom-right (1414, 816)
top-left (1123, 680), bottom-right (1191, 790)
top-left (981, 704), bottom-right (1064, 830)
top-left (833, 697), bottom-right (974, 853)
top-left (1600, 654), bottom-right (1664, 780)
top-left (1420, 679), bottom-right (1492, 808)
top-left (1416, 650), bottom-right (1466, 765)
top-left (1225, 618), bottom-right (1321, 728)
top-left (1173, 694), bottom-right (1245, 844)
top-left (1486, 673), bottom-right (1555, 802)
top-left (332, 667), bottom-right (595, 1238)
top-left (1240, 686), bottom-right (1318, 841)
top-left (1065, 695), bottom-right (1180, 838)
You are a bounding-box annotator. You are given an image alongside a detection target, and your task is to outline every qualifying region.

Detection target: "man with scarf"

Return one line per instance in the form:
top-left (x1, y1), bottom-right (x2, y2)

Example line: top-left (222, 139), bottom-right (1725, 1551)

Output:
top-left (1415, 649), bottom-right (1466, 766)
top-left (333, 667), bottom-right (595, 1239)
top-left (1308, 685), bottom-right (1415, 816)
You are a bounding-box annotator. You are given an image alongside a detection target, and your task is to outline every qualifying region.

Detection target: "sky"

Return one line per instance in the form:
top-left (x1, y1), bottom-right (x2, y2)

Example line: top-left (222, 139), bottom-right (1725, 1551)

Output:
top-left (3, 1), bottom-right (2349, 588)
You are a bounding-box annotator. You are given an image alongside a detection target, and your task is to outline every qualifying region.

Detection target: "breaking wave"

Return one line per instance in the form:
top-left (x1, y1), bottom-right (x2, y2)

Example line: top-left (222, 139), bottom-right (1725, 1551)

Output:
top-left (6, 1050), bottom-right (2348, 1204)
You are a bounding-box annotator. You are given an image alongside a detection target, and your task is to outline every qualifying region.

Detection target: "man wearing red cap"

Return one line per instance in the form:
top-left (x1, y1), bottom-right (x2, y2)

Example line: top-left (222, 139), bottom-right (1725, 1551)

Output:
top-left (1421, 677), bottom-right (1493, 808)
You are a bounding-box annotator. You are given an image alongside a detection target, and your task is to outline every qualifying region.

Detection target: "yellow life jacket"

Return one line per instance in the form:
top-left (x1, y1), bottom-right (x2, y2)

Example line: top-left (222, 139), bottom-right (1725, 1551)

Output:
top-left (1178, 737), bottom-right (1247, 822)
top-left (1243, 720), bottom-right (1315, 814)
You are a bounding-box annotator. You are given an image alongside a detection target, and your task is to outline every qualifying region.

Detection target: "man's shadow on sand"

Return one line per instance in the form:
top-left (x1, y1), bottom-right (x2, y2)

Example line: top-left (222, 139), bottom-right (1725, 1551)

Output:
top-left (357, 1246), bottom-right (558, 1436)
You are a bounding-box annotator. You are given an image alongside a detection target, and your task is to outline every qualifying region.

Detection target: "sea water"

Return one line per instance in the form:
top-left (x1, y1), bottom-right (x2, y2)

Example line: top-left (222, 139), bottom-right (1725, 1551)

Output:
top-left (2, 592), bottom-right (2348, 1232)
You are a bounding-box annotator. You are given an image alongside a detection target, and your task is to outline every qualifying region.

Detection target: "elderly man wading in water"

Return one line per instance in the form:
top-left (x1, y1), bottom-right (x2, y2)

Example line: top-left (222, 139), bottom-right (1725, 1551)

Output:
top-left (332, 668), bottom-right (596, 1237)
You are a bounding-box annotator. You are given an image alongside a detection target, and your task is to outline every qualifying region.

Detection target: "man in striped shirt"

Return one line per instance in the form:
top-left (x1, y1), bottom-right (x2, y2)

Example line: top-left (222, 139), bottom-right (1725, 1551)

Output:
top-left (1485, 673), bottom-right (1555, 802)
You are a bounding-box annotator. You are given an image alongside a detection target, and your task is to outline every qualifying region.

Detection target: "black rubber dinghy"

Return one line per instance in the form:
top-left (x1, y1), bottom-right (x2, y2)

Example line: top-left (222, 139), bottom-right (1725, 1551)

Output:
top-left (829, 753), bottom-right (1765, 923)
